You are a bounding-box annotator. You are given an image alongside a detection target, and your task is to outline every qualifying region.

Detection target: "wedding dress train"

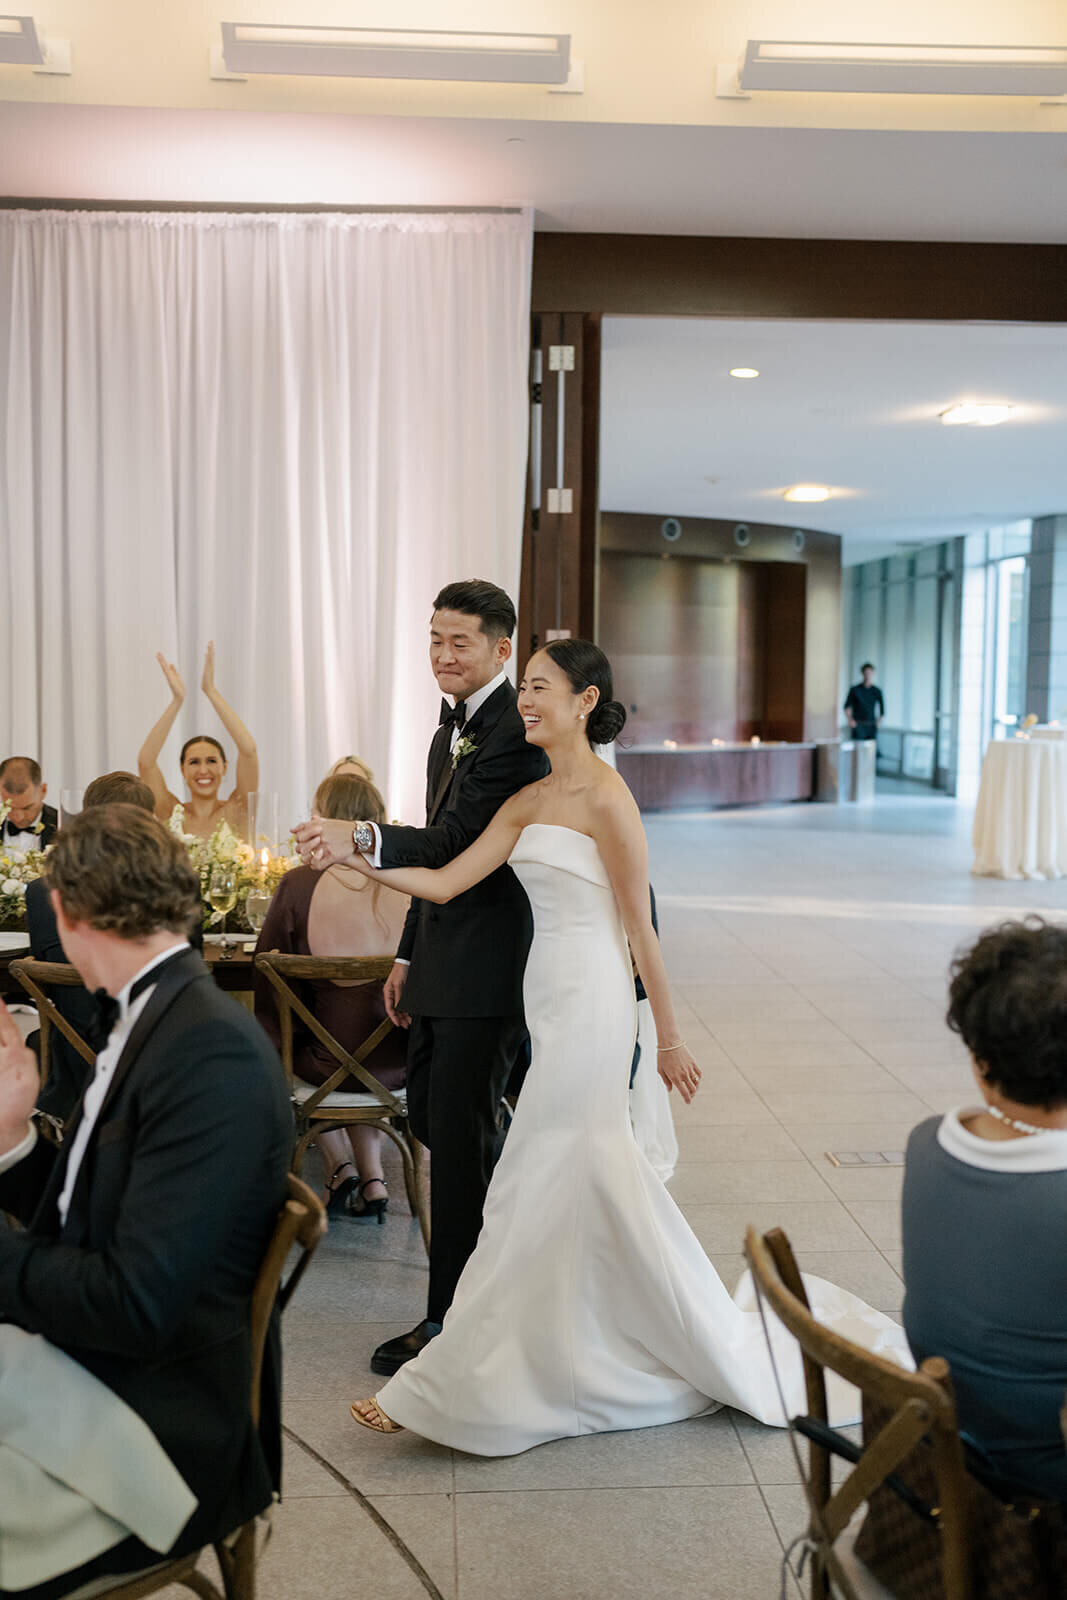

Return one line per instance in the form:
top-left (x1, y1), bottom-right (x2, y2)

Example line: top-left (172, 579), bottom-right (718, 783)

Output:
top-left (377, 824), bottom-right (909, 1456)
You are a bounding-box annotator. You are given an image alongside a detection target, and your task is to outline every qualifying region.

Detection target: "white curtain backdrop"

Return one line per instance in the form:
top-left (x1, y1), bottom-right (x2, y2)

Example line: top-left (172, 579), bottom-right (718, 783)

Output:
top-left (0, 208), bottom-right (532, 830)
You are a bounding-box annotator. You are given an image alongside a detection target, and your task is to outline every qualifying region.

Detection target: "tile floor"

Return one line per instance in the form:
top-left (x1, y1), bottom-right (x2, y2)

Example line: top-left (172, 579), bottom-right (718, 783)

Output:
top-left (176, 788), bottom-right (1067, 1600)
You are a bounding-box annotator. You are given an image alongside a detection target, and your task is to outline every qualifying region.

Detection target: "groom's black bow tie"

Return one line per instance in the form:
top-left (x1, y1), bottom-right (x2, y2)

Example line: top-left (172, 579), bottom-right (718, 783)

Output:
top-left (438, 699), bottom-right (468, 732)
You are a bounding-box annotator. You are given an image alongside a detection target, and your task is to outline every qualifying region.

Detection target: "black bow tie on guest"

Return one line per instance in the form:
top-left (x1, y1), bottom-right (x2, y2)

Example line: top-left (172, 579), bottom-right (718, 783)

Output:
top-left (438, 699), bottom-right (468, 732)
top-left (88, 964), bottom-right (168, 1050)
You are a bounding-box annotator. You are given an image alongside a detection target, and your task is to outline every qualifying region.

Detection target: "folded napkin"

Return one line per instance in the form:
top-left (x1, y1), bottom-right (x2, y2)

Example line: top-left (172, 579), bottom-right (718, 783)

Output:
top-left (0, 1325), bottom-right (197, 1589)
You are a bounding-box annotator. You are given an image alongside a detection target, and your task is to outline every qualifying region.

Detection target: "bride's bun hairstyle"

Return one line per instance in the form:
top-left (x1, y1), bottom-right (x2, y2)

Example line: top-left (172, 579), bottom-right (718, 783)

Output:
top-left (541, 638), bottom-right (627, 746)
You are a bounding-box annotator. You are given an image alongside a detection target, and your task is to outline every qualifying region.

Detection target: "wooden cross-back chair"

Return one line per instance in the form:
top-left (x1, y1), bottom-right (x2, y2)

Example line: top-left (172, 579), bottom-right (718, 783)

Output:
top-left (10, 956), bottom-right (96, 1099)
top-left (254, 952), bottom-right (429, 1251)
top-left (744, 1224), bottom-right (972, 1600)
top-left (72, 1173), bottom-right (326, 1600)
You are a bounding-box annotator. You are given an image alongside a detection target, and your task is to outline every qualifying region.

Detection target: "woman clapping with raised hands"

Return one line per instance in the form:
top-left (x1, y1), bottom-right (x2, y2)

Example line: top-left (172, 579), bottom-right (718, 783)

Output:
top-left (138, 642), bottom-right (259, 840)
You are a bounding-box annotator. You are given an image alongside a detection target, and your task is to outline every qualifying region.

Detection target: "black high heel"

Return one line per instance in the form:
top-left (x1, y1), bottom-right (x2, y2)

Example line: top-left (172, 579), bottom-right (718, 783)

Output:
top-left (349, 1178), bottom-right (388, 1225)
top-left (325, 1161), bottom-right (359, 1217)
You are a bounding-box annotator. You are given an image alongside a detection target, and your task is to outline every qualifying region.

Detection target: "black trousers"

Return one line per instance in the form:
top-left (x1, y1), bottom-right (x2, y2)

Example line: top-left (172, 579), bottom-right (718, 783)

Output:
top-left (406, 1012), bottom-right (527, 1325)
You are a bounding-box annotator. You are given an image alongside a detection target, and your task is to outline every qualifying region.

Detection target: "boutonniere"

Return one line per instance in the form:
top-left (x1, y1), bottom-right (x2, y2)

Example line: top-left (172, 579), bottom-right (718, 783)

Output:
top-left (451, 735), bottom-right (478, 771)
top-left (31, 820), bottom-right (44, 835)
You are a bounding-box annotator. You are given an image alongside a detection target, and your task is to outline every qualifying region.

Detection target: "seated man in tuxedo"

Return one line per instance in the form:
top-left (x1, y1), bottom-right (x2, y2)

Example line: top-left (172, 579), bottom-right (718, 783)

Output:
top-left (0, 755), bottom-right (58, 849)
top-left (0, 804), bottom-right (292, 1599)
top-left (24, 771), bottom-right (159, 1124)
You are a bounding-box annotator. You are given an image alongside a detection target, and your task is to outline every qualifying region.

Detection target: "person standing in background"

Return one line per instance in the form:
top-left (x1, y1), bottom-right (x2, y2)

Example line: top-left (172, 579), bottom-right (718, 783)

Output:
top-left (844, 662), bottom-right (884, 743)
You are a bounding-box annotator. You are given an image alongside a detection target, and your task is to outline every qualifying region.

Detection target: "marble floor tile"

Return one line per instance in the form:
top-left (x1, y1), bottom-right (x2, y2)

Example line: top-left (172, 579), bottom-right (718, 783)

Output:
top-left (451, 1412), bottom-right (751, 1492)
top-left (453, 1487), bottom-right (788, 1600)
top-left (684, 1200), bottom-right (872, 1254)
top-left (667, 1159), bottom-right (832, 1205)
top-left (844, 1200), bottom-right (905, 1251)
top-left (766, 1090), bottom-right (931, 1123)
top-left (674, 1122), bottom-right (805, 1163)
top-left (739, 1064), bottom-right (905, 1096)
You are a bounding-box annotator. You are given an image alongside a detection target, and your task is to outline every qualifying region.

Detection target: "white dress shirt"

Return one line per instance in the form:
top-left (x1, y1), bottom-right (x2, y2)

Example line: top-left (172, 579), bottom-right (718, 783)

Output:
top-left (55, 941), bottom-right (189, 1225)
top-left (364, 667), bottom-right (510, 874)
top-left (1, 811), bottom-right (43, 853)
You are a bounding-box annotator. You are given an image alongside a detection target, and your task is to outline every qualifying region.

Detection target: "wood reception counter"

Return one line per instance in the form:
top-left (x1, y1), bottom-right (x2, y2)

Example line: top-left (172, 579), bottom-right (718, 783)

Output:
top-left (617, 742), bottom-right (816, 811)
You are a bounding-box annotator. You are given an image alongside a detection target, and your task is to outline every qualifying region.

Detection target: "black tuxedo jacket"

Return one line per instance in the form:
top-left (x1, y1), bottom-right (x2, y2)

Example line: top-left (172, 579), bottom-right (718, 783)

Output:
top-left (0, 947), bottom-right (293, 1557)
top-left (2, 802), bottom-right (58, 850)
top-left (379, 681), bottom-right (548, 1018)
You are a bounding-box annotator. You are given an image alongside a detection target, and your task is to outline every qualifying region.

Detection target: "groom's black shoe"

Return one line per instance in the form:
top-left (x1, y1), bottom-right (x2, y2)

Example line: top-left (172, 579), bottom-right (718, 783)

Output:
top-left (370, 1320), bottom-right (443, 1377)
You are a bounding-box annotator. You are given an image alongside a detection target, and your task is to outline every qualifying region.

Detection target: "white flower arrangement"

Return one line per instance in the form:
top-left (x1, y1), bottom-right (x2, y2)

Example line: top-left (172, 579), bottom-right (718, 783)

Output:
top-left (0, 801), bottom-right (48, 929)
top-left (168, 805), bottom-right (294, 930)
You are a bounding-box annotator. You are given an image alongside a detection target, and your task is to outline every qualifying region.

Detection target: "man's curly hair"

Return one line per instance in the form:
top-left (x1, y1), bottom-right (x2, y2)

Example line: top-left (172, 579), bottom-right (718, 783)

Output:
top-left (46, 803), bottom-right (200, 940)
top-left (947, 918), bottom-right (1067, 1109)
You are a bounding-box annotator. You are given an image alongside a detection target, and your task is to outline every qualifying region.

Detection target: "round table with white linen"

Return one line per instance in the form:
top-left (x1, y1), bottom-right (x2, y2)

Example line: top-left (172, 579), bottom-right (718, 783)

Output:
top-left (972, 738), bottom-right (1067, 880)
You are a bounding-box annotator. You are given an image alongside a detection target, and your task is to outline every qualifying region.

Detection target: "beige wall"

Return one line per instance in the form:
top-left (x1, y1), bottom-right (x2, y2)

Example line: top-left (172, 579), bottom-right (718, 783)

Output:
top-left (4, 0), bottom-right (1060, 136)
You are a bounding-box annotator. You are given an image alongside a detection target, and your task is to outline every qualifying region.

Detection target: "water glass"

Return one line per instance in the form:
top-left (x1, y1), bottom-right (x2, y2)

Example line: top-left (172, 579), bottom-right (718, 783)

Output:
top-left (245, 888), bottom-right (273, 938)
top-left (59, 788), bottom-right (85, 828)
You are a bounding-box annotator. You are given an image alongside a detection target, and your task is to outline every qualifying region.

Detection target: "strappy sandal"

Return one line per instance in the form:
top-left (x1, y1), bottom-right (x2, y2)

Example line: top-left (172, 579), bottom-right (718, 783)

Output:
top-left (350, 1397), bottom-right (405, 1435)
top-left (349, 1177), bottom-right (388, 1224)
top-left (325, 1161), bottom-right (359, 1217)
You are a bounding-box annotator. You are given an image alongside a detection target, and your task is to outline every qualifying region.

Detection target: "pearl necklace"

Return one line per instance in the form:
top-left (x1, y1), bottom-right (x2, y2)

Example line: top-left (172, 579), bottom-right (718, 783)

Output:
top-left (986, 1103), bottom-right (1050, 1137)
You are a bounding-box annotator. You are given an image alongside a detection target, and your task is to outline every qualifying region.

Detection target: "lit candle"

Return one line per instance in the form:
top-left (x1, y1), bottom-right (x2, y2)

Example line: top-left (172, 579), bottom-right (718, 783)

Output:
top-left (260, 847), bottom-right (269, 879)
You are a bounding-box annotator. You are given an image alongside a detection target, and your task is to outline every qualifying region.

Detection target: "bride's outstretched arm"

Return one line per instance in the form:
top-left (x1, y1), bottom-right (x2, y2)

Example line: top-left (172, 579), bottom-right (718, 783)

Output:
top-left (294, 795), bottom-right (526, 904)
top-left (592, 787), bottom-right (702, 1104)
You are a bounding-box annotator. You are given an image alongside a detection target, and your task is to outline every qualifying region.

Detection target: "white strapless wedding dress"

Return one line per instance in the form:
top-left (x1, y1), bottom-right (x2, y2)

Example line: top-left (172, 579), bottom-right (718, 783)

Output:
top-left (377, 824), bottom-right (909, 1456)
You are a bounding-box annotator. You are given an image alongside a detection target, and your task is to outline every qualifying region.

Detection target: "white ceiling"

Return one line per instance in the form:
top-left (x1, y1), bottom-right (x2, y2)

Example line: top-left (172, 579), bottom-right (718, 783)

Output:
top-left (598, 317), bottom-right (1067, 560)
top-left (3, 104), bottom-right (1067, 242)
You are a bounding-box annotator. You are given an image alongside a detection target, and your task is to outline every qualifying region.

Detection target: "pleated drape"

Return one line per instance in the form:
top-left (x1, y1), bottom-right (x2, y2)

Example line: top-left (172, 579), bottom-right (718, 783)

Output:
top-left (0, 208), bottom-right (532, 826)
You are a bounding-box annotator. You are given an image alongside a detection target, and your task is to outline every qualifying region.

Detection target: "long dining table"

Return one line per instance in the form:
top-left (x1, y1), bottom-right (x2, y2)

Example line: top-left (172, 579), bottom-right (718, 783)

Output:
top-left (0, 936), bottom-right (257, 1004)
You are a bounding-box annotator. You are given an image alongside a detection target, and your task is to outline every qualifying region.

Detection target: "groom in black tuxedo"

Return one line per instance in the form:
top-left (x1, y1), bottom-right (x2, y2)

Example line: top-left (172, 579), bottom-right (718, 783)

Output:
top-left (297, 579), bottom-right (547, 1373)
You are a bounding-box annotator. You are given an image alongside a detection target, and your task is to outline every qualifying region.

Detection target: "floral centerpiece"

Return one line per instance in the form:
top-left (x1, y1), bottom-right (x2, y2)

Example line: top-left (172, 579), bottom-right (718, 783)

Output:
top-left (168, 807), bottom-right (294, 932)
top-left (0, 800), bottom-right (48, 931)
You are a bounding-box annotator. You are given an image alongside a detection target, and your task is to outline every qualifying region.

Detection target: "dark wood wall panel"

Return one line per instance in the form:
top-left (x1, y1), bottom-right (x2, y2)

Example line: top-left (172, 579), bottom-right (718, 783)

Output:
top-left (531, 234), bottom-right (1067, 321)
top-left (598, 552), bottom-right (740, 744)
top-left (598, 513), bottom-right (835, 743)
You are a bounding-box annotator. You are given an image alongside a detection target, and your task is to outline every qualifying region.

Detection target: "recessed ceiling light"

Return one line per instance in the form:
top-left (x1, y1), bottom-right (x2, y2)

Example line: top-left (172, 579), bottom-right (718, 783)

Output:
top-left (939, 402), bottom-right (1015, 427)
top-left (784, 484), bottom-right (831, 503)
top-left (729, 367), bottom-right (760, 379)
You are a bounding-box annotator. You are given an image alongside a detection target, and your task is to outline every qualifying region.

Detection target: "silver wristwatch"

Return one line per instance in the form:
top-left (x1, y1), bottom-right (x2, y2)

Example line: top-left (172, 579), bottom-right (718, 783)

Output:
top-left (352, 822), bottom-right (375, 856)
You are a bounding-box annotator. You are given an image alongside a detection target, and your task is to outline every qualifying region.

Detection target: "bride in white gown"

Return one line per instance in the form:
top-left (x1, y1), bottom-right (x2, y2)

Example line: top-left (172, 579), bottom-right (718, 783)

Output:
top-left (325, 640), bottom-right (909, 1454)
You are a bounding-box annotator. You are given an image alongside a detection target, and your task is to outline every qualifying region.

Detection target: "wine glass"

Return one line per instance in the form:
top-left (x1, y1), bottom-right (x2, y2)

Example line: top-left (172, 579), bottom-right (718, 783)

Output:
top-left (245, 887), bottom-right (272, 940)
top-left (208, 865), bottom-right (238, 947)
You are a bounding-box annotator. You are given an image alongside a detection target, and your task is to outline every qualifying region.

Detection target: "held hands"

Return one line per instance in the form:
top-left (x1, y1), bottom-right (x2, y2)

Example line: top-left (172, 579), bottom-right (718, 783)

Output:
top-left (0, 1000), bottom-right (40, 1155)
top-left (156, 652), bottom-right (186, 704)
top-left (656, 1040), bottom-right (701, 1105)
top-left (292, 816), bottom-right (365, 872)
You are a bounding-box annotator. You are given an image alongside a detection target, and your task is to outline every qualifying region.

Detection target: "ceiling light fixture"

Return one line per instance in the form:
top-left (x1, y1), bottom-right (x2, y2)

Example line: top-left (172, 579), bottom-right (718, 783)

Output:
top-left (724, 40), bottom-right (1067, 97)
top-left (784, 484), bottom-right (831, 503)
top-left (939, 402), bottom-right (1016, 426)
top-left (729, 367), bottom-right (760, 379)
top-left (219, 22), bottom-right (571, 83)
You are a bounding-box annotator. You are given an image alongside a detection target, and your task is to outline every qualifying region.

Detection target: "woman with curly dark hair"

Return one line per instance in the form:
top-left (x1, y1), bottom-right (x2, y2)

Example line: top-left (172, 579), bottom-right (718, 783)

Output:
top-left (901, 916), bottom-right (1067, 1499)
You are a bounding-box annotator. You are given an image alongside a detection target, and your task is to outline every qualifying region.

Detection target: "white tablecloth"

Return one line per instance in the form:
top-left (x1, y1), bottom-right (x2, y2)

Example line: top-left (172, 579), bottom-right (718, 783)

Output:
top-left (1030, 726), bottom-right (1066, 740)
top-left (972, 739), bottom-right (1067, 879)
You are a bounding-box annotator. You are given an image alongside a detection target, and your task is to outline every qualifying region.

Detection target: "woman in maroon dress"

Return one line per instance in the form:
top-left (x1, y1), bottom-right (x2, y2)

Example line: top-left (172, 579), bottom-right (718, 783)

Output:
top-left (255, 773), bottom-right (408, 1219)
